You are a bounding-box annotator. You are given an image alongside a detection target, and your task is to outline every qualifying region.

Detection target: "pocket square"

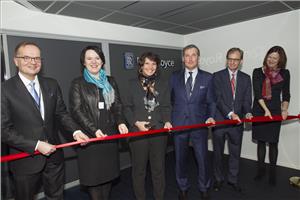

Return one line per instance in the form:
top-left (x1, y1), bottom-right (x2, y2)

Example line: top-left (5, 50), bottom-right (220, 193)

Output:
top-left (48, 92), bottom-right (54, 97)
top-left (200, 86), bottom-right (206, 89)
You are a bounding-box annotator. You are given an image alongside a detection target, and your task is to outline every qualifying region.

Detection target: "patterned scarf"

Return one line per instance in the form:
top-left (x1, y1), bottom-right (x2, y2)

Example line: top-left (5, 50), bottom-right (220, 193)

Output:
top-left (262, 66), bottom-right (283, 100)
top-left (83, 68), bottom-right (115, 110)
top-left (139, 73), bottom-right (159, 112)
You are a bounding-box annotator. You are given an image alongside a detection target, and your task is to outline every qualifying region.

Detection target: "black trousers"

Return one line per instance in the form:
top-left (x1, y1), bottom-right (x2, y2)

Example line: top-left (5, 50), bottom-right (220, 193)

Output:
top-left (12, 161), bottom-right (64, 200)
top-left (212, 126), bottom-right (243, 184)
top-left (129, 134), bottom-right (168, 200)
top-left (87, 181), bottom-right (112, 200)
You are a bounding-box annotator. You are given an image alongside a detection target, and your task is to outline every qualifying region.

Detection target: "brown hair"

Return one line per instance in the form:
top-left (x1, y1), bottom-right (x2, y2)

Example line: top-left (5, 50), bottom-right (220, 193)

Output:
top-left (138, 52), bottom-right (161, 76)
top-left (183, 44), bottom-right (200, 56)
top-left (14, 41), bottom-right (41, 56)
top-left (263, 46), bottom-right (287, 69)
top-left (226, 47), bottom-right (244, 59)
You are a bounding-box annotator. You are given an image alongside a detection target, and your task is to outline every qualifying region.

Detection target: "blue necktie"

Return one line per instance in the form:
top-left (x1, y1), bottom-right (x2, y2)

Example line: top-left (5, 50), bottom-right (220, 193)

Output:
top-left (29, 81), bottom-right (40, 109)
top-left (186, 72), bottom-right (193, 99)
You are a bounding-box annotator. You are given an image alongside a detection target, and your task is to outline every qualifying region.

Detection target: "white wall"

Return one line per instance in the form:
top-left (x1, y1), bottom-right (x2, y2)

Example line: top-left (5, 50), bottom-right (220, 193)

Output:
top-left (184, 10), bottom-right (300, 169)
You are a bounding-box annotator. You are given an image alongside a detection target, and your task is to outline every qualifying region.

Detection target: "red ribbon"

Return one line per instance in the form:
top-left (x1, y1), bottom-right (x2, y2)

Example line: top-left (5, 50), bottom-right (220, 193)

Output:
top-left (1, 115), bottom-right (299, 163)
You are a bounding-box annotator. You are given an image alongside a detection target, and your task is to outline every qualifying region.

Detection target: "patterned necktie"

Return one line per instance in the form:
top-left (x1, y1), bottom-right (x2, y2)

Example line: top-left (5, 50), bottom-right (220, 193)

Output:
top-left (186, 72), bottom-right (193, 99)
top-left (29, 81), bottom-right (40, 109)
top-left (231, 73), bottom-right (235, 97)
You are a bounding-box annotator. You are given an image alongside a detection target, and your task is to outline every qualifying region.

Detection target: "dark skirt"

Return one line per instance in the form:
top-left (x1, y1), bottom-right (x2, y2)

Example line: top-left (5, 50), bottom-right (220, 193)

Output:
top-left (252, 110), bottom-right (281, 143)
top-left (77, 140), bottom-right (120, 186)
top-left (252, 121), bottom-right (281, 143)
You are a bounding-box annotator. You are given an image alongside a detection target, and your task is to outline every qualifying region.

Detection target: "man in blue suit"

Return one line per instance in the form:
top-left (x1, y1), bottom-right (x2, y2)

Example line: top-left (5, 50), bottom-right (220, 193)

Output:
top-left (212, 48), bottom-right (252, 192)
top-left (170, 44), bottom-right (216, 200)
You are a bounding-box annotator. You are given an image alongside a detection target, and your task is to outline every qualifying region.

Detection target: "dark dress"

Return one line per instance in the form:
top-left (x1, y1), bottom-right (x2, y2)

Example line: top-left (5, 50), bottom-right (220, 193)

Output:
top-left (252, 67), bottom-right (290, 143)
top-left (69, 76), bottom-right (125, 186)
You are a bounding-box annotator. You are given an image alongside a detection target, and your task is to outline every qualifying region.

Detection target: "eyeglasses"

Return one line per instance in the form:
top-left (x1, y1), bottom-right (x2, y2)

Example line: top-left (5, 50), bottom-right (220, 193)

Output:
top-left (15, 56), bottom-right (42, 63)
top-left (227, 58), bottom-right (241, 62)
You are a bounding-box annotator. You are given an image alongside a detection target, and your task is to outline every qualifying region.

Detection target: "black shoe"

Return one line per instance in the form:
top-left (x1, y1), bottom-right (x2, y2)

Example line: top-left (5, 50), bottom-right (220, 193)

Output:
top-left (213, 181), bottom-right (223, 191)
top-left (200, 191), bottom-right (210, 200)
top-left (228, 182), bottom-right (242, 192)
top-left (178, 190), bottom-right (188, 200)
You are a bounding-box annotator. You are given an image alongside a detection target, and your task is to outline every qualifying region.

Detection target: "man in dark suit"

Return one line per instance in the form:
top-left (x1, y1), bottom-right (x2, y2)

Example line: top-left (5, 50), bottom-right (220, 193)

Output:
top-left (170, 44), bottom-right (216, 200)
top-left (212, 47), bottom-right (252, 192)
top-left (1, 41), bottom-right (89, 200)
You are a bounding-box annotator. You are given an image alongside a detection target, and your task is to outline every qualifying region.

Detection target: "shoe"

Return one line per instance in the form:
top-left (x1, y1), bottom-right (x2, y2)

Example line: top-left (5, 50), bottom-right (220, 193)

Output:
top-left (200, 191), bottom-right (210, 200)
top-left (227, 182), bottom-right (242, 192)
top-left (213, 181), bottom-right (223, 191)
top-left (178, 190), bottom-right (188, 200)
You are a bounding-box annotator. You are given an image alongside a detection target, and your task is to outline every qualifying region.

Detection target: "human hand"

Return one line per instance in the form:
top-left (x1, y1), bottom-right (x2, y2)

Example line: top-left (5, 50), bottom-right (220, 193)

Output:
top-left (74, 131), bottom-right (90, 146)
top-left (245, 113), bottom-right (253, 120)
top-left (95, 129), bottom-right (107, 138)
top-left (281, 110), bottom-right (288, 120)
top-left (205, 117), bottom-right (216, 127)
top-left (135, 121), bottom-right (149, 131)
top-left (164, 122), bottom-right (173, 133)
top-left (231, 113), bottom-right (241, 123)
top-left (37, 141), bottom-right (56, 156)
top-left (264, 109), bottom-right (272, 119)
top-left (118, 123), bottom-right (129, 134)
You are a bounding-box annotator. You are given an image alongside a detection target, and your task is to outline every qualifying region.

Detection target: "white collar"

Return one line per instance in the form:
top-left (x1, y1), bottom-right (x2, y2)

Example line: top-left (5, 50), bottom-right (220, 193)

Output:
top-left (18, 72), bottom-right (39, 86)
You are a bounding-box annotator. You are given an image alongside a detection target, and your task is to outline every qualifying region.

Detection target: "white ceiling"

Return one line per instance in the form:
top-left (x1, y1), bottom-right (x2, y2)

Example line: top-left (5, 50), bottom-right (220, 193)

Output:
top-left (17, 1), bottom-right (300, 35)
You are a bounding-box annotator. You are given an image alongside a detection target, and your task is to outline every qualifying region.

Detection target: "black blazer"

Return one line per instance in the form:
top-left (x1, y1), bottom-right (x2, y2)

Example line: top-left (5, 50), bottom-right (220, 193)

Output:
top-left (124, 77), bottom-right (171, 131)
top-left (69, 76), bottom-right (125, 137)
top-left (1, 75), bottom-right (78, 175)
top-left (212, 68), bottom-right (252, 121)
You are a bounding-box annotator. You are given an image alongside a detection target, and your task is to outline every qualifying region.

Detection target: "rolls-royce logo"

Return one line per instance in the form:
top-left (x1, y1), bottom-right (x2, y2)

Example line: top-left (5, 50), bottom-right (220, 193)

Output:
top-left (124, 52), bottom-right (136, 69)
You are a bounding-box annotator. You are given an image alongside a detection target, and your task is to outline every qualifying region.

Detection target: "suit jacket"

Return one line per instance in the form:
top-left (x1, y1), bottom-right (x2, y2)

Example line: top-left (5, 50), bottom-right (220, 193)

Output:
top-left (124, 76), bottom-right (171, 132)
top-left (212, 68), bottom-right (252, 122)
top-left (170, 68), bottom-right (216, 126)
top-left (1, 75), bottom-right (78, 175)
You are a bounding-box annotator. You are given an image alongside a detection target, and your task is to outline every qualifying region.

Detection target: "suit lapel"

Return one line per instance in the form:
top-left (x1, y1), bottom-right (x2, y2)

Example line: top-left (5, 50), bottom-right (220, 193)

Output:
top-left (179, 70), bottom-right (188, 101)
top-left (39, 77), bottom-right (50, 122)
top-left (190, 68), bottom-right (200, 100)
top-left (223, 69), bottom-right (234, 102)
top-left (15, 75), bottom-right (43, 120)
top-left (235, 70), bottom-right (242, 99)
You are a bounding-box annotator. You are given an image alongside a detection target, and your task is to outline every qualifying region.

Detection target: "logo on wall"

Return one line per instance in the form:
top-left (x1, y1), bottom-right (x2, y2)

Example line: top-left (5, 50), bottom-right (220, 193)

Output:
top-left (123, 52), bottom-right (176, 70)
top-left (124, 52), bottom-right (136, 69)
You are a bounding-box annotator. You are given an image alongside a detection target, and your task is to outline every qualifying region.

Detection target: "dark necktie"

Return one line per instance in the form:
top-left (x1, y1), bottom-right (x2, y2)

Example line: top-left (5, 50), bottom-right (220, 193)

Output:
top-left (231, 73), bottom-right (235, 97)
top-left (186, 72), bottom-right (193, 99)
top-left (29, 81), bottom-right (40, 109)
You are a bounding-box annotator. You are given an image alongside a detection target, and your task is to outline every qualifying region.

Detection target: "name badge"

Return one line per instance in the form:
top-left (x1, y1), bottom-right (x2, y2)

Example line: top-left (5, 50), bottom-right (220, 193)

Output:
top-left (98, 102), bottom-right (105, 109)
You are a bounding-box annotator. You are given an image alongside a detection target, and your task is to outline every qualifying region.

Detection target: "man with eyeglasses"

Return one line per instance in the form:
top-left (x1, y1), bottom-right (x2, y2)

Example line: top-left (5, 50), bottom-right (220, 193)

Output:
top-left (212, 47), bottom-right (252, 193)
top-left (1, 41), bottom-right (89, 200)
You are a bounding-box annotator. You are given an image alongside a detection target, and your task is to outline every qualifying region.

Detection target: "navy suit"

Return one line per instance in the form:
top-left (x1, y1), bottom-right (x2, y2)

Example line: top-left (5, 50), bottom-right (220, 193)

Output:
top-left (170, 68), bottom-right (216, 192)
top-left (212, 68), bottom-right (252, 184)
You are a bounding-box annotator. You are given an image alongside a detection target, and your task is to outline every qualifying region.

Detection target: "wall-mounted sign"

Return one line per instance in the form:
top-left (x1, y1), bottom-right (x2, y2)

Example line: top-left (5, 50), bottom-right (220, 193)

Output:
top-left (124, 52), bottom-right (175, 70)
top-left (124, 52), bottom-right (136, 69)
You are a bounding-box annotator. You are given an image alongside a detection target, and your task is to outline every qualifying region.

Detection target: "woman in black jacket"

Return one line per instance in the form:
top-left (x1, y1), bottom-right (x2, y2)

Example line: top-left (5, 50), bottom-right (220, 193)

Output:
top-left (124, 52), bottom-right (172, 200)
top-left (69, 46), bottom-right (128, 200)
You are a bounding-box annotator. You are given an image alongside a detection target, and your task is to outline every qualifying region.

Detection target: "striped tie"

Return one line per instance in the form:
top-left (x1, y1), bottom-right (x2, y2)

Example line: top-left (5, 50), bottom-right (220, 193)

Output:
top-left (29, 81), bottom-right (40, 109)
